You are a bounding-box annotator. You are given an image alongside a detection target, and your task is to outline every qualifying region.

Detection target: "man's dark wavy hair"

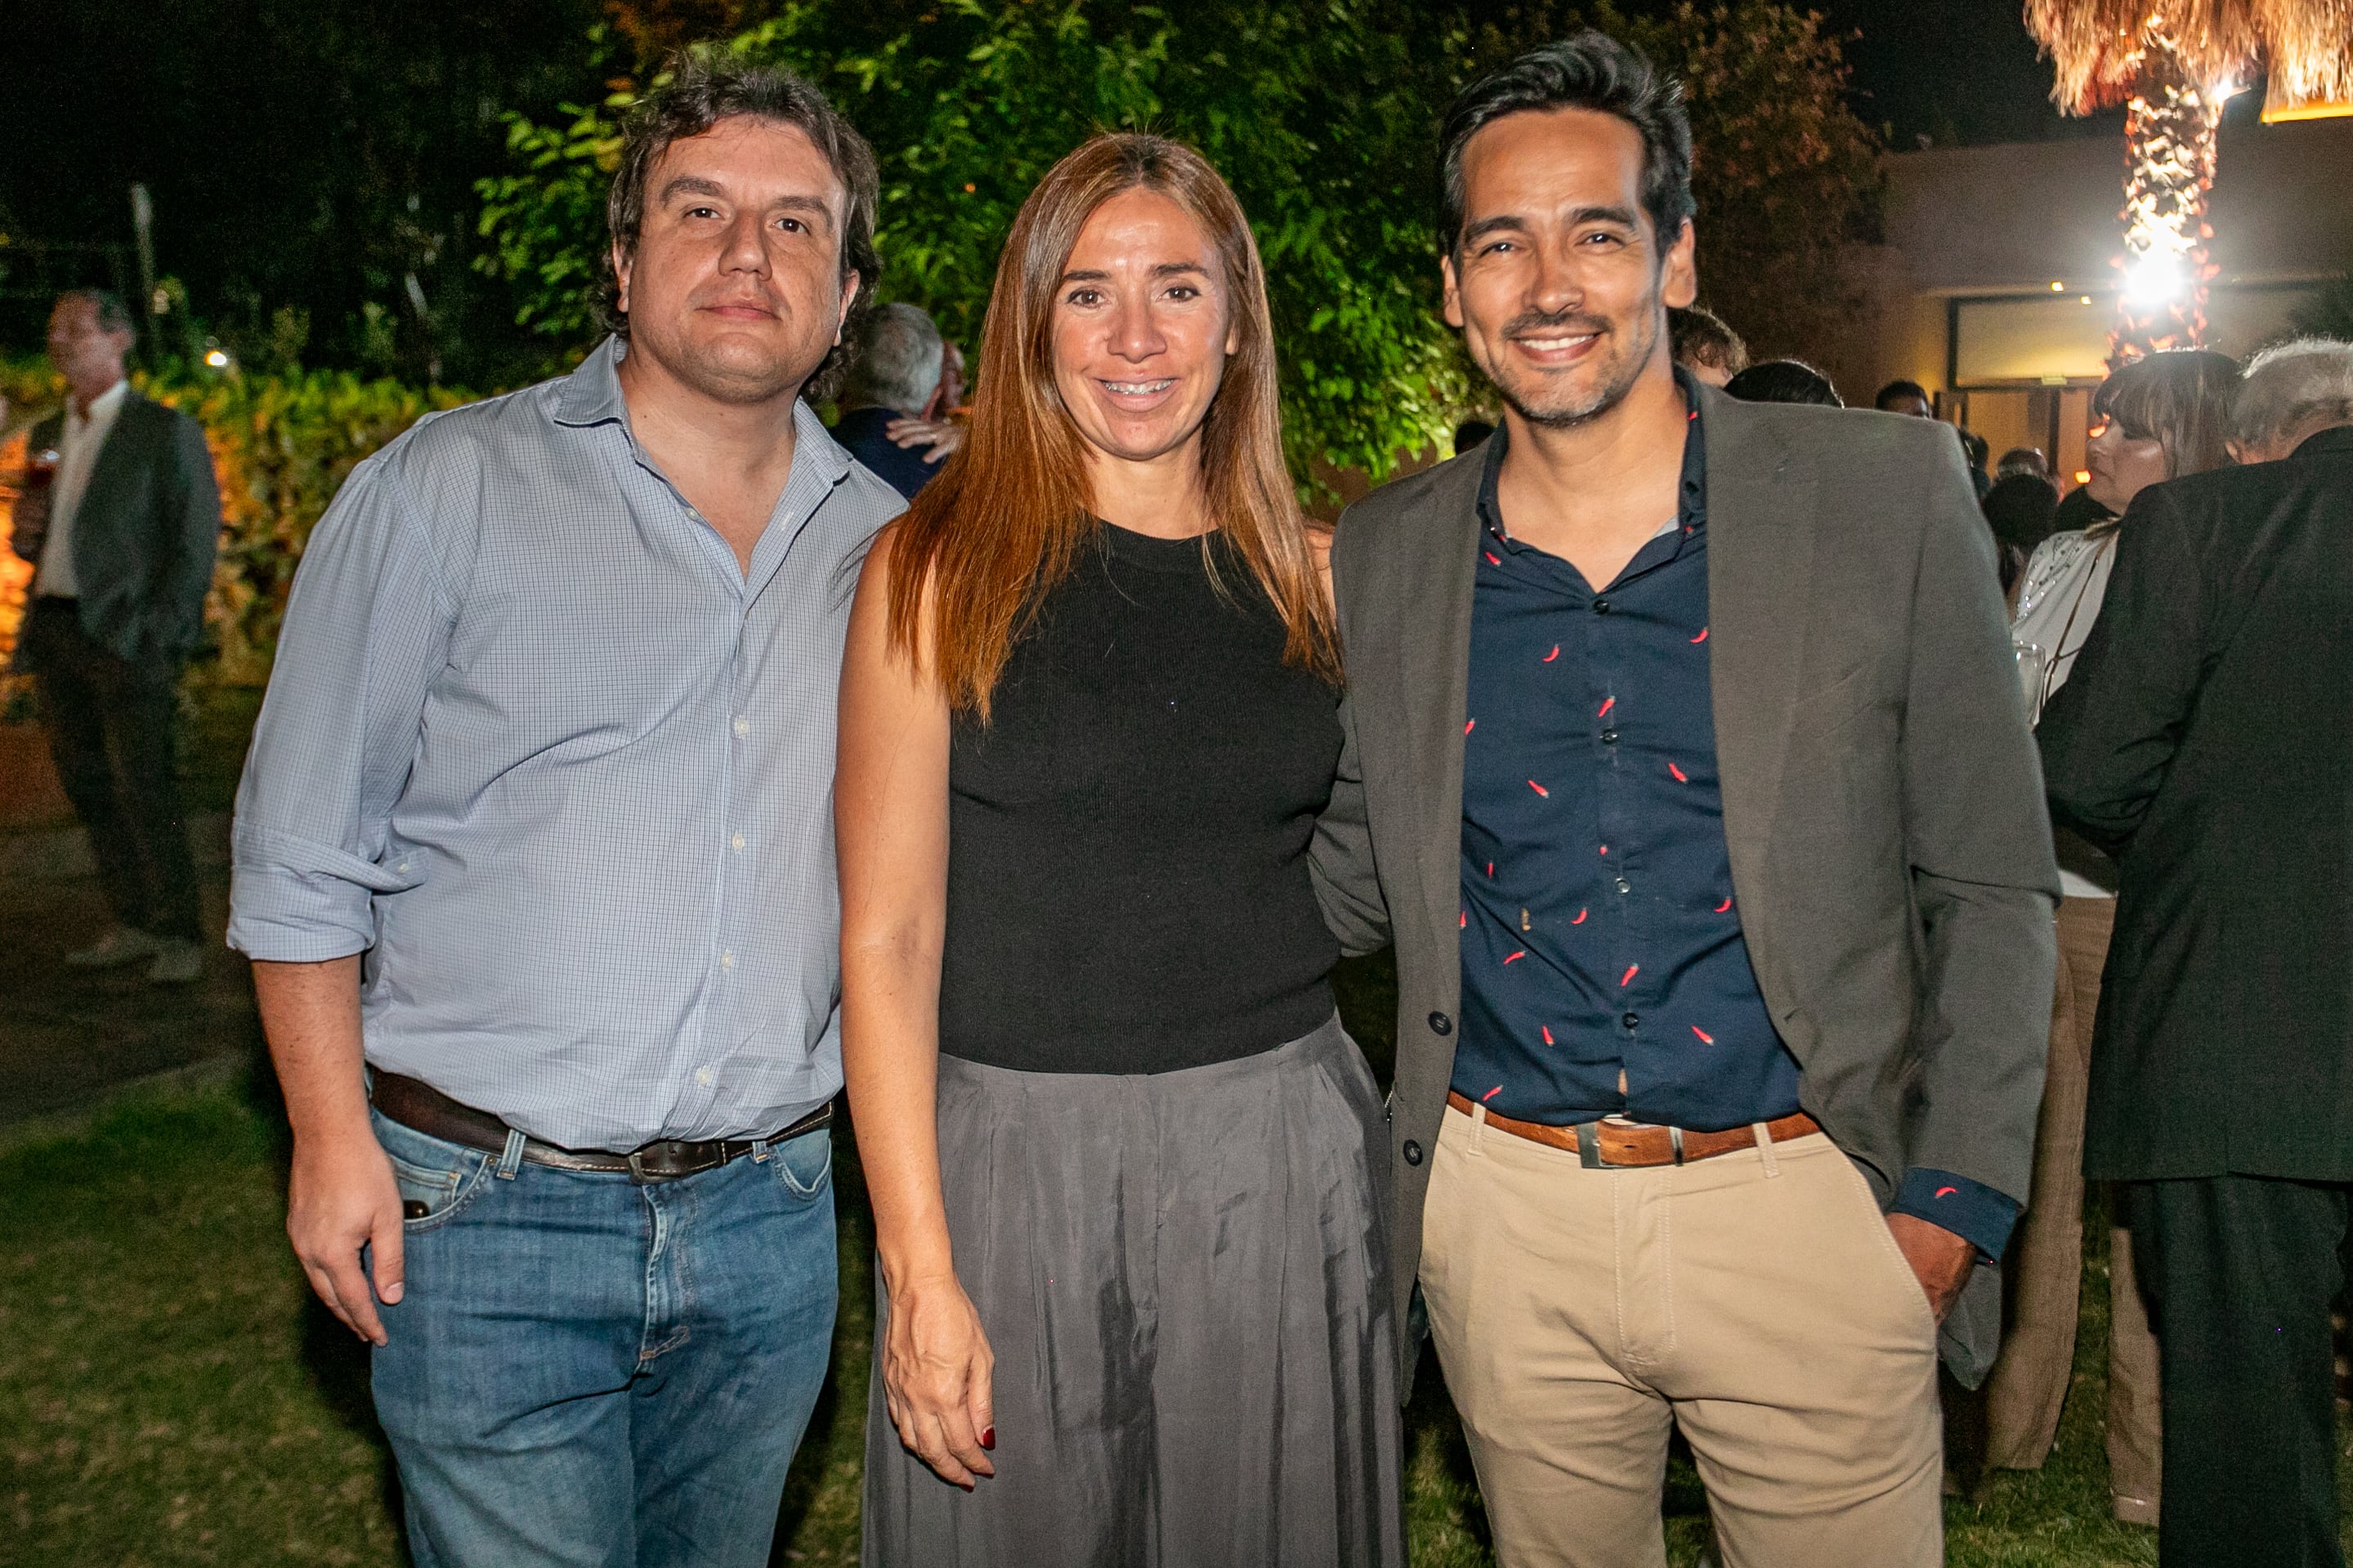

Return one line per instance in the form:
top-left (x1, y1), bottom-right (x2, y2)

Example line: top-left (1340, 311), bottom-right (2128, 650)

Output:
top-left (604, 48), bottom-right (881, 400)
top-left (1437, 30), bottom-right (1695, 257)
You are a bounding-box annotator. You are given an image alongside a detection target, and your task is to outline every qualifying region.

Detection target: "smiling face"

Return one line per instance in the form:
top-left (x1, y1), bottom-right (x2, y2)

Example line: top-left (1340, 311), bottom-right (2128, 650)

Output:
top-left (1049, 186), bottom-right (1238, 472)
top-left (2085, 413), bottom-right (2170, 513)
top-left (612, 115), bottom-right (860, 406)
top-left (1443, 107), bottom-right (1696, 429)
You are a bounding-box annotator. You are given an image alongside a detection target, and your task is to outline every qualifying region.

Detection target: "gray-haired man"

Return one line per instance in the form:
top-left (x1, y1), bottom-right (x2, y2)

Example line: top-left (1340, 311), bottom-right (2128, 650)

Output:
top-left (230, 54), bottom-right (901, 1568)
top-left (2042, 335), bottom-right (2353, 1566)
top-left (829, 300), bottom-right (958, 498)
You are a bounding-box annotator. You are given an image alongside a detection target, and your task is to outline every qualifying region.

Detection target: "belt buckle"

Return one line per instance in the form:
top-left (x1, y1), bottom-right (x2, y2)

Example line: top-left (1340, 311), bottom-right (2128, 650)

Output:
top-left (625, 1148), bottom-right (659, 1184)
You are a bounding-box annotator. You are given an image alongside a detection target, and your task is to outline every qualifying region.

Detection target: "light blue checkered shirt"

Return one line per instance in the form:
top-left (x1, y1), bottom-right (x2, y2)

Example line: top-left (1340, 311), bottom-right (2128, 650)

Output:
top-left (228, 338), bottom-right (904, 1149)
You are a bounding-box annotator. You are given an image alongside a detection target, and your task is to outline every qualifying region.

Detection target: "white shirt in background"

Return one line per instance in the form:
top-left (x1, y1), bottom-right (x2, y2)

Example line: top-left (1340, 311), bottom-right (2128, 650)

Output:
top-left (34, 378), bottom-right (130, 598)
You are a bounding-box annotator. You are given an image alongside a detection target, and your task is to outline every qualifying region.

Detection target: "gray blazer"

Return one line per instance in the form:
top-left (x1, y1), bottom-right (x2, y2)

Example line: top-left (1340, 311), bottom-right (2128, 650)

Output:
top-left (1311, 383), bottom-right (2060, 1388)
top-left (10, 391), bottom-right (222, 670)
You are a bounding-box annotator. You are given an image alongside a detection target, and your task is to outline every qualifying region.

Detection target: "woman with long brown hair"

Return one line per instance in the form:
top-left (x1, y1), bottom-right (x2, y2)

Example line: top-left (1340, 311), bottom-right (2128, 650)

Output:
top-left (1988, 346), bottom-right (2240, 1521)
top-left (836, 133), bottom-right (1403, 1565)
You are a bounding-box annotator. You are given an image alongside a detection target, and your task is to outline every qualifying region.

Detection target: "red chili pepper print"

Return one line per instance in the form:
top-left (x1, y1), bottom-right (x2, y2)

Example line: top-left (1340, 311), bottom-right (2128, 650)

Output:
top-left (1504, 950), bottom-right (1526, 964)
top-left (1528, 780), bottom-right (1550, 797)
top-left (1571, 908), bottom-right (1588, 925)
top-left (1542, 645), bottom-right (1560, 663)
top-left (1597, 696), bottom-right (1615, 718)
top-left (1689, 627), bottom-right (1709, 645)
top-left (1668, 762), bottom-right (1689, 783)
top-left (1465, 718), bottom-right (1475, 735)
top-left (1541, 1025), bottom-right (1555, 1045)
top-left (1620, 964), bottom-right (1639, 987)
top-left (1691, 1025), bottom-right (1715, 1044)
top-left (1935, 1186), bottom-right (1958, 1199)
top-left (1715, 896), bottom-right (1733, 914)
top-left (1484, 550), bottom-right (1502, 566)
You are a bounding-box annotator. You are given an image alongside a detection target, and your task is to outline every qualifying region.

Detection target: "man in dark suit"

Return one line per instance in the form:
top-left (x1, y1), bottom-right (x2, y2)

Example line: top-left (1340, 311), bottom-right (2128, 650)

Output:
top-left (2040, 336), bottom-right (2353, 1568)
top-left (1309, 35), bottom-right (2056, 1565)
top-left (9, 288), bottom-right (222, 984)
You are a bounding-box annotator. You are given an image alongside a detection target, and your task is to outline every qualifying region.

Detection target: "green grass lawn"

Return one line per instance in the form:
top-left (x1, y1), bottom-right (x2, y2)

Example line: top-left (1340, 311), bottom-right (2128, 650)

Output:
top-left (7, 949), bottom-right (2342, 1564)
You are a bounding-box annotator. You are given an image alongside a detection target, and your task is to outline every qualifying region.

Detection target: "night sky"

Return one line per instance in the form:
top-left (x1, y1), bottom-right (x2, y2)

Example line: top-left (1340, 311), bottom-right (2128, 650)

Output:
top-left (1821, 0), bottom-right (2125, 150)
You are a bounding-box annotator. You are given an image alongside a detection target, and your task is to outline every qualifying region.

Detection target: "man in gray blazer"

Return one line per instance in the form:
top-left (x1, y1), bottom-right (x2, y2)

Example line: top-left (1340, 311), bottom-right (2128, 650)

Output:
top-left (10, 288), bottom-right (222, 984)
top-left (1310, 35), bottom-right (2057, 1566)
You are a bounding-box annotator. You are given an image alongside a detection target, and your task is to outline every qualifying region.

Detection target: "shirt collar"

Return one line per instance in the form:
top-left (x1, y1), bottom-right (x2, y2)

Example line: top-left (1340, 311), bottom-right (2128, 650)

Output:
top-left (550, 333), bottom-right (852, 489)
top-left (1474, 362), bottom-right (1709, 542)
top-left (72, 379), bottom-right (129, 427)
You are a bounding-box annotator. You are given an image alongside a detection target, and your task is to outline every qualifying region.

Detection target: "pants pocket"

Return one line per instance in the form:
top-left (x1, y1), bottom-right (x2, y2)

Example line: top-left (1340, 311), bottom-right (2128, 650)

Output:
top-left (769, 1125), bottom-right (833, 1201)
top-left (369, 1106), bottom-right (492, 1232)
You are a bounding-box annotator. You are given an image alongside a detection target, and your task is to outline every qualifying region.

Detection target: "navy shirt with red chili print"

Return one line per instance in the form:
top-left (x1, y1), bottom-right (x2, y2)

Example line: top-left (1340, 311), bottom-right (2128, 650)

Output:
top-left (1451, 371), bottom-right (2019, 1260)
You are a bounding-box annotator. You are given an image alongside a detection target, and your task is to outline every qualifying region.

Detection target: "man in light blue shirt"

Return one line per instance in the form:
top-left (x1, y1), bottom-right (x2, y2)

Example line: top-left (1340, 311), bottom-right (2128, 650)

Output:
top-left (230, 54), bottom-right (901, 1568)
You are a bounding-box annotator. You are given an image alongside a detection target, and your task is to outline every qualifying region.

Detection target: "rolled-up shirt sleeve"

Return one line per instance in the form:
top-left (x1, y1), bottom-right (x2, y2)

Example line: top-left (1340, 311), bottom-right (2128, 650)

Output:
top-left (227, 452), bottom-right (454, 962)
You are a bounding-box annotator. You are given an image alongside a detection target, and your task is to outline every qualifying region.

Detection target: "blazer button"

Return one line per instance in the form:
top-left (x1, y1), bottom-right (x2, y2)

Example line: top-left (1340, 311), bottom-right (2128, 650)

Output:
top-left (1428, 1011), bottom-right (1453, 1035)
top-left (1403, 1139), bottom-right (1424, 1167)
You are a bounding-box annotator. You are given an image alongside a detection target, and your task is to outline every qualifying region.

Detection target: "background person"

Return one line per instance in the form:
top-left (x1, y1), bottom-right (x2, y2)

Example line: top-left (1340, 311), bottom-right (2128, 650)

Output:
top-left (1983, 449), bottom-right (2058, 595)
top-left (7, 287), bottom-right (221, 985)
top-left (1311, 34), bottom-right (2056, 1566)
top-left (1987, 346), bottom-right (2239, 1527)
top-left (1875, 377), bottom-right (1933, 418)
top-left (831, 300), bottom-right (949, 499)
top-left (840, 132), bottom-right (1400, 1567)
top-left (1723, 355), bottom-right (1842, 406)
top-left (228, 55), bottom-right (898, 1567)
top-left (1667, 303), bottom-right (1746, 387)
top-left (2038, 339), bottom-right (2353, 1568)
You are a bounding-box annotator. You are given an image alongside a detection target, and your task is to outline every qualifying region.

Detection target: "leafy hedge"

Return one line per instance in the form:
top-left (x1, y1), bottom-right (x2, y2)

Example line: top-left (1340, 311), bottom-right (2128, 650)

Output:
top-left (2, 361), bottom-right (467, 682)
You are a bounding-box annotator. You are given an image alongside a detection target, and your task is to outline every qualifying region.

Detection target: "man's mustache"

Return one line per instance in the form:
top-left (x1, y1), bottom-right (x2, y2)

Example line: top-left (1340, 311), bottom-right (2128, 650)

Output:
top-left (1501, 310), bottom-right (1609, 341)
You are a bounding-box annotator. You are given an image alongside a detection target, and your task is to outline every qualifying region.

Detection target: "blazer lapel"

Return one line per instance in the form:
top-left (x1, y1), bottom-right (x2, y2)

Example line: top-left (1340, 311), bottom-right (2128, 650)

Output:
top-left (1389, 455), bottom-right (1485, 956)
top-left (1701, 388), bottom-right (1817, 923)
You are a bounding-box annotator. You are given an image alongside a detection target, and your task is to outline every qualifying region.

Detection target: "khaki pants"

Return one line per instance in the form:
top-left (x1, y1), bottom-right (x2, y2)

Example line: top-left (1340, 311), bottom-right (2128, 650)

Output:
top-left (1979, 895), bottom-right (2162, 1521)
top-left (1420, 1107), bottom-right (1942, 1568)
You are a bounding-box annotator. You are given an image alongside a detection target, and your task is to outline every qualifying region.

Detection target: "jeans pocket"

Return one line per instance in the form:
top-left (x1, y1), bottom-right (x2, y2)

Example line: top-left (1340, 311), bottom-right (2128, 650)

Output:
top-left (369, 1107), bottom-right (491, 1232)
top-left (769, 1126), bottom-right (833, 1201)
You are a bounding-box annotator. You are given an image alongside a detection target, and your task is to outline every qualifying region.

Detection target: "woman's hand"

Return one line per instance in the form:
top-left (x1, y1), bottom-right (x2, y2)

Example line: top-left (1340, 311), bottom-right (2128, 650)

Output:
top-left (881, 1269), bottom-right (997, 1486)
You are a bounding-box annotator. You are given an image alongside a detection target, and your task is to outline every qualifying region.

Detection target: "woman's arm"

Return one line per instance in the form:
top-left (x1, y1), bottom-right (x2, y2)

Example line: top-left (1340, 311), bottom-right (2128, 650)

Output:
top-left (836, 525), bottom-right (995, 1487)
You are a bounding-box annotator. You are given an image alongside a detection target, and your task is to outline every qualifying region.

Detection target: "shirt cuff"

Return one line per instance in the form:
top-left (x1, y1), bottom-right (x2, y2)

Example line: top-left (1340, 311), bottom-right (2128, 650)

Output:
top-left (1891, 1168), bottom-right (2021, 1263)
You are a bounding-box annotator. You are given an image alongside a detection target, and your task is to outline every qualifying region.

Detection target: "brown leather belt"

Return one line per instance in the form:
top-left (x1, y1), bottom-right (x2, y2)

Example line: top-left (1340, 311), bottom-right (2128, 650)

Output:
top-left (370, 1070), bottom-right (833, 1184)
top-left (1446, 1091), bottom-right (1821, 1168)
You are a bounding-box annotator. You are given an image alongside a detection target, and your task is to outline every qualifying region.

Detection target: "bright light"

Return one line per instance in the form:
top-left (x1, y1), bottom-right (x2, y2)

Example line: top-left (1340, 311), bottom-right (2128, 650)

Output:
top-left (2050, 280), bottom-right (2065, 291)
top-left (2124, 252), bottom-right (2187, 304)
top-left (204, 349), bottom-right (230, 369)
top-left (2081, 295), bottom-right (2094, 304)
top-left (2073, 471), bottom-right (2092, 485)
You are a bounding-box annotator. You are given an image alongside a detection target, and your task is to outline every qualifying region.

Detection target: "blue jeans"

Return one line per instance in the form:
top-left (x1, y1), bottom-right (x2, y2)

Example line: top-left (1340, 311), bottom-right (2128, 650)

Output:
top-left (368, 1106), bottom-right (839, 1568)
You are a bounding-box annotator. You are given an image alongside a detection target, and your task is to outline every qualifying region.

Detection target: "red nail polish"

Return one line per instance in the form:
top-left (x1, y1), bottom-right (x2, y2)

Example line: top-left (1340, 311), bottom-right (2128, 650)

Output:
top-left (981, 1426), bottom-right (996, 1450)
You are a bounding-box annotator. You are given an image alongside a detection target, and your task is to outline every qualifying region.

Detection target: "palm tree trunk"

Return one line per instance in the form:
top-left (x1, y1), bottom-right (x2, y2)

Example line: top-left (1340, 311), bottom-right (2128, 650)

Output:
top-left (2114, 31), bottom-right (2228, 364)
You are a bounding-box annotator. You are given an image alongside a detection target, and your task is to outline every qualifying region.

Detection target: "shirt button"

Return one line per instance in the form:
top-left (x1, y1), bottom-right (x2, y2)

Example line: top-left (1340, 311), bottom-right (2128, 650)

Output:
top-left (1622, 1012), bottom-right (1640, 1030)
top-left (721, 949), bottom-right (736, 971)
top-left (1402, 1139), bottom-right (1425, 1167)
top-left (1616, 877), bottom-right (1632, 895)
top-left (1599, 729), bottom-right (1619, 744)
top-left (1428, 1012), bottom-right (1453, 1036)
top-left (1593, 598), bottom-right (1613, 614)
top-left (733, 716), bottom-right (749, 738)
top-left (731, 832), bottom-right (746, 852)
top-left (696, 1066), bottom-right (714, 1087)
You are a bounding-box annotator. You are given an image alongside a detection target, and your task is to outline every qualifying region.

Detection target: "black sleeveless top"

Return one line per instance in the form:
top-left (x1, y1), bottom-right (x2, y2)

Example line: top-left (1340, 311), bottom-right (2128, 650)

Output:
top-left (938, 520), bottom-right (1343, 1074)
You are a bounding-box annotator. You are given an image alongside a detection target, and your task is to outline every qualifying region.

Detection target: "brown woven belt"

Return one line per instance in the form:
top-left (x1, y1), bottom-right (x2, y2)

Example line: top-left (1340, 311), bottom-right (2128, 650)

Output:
top-left (370, 1070), bottom-right (832, 1184)
top-left (1445, 1091), bottom-right (1822, 1168)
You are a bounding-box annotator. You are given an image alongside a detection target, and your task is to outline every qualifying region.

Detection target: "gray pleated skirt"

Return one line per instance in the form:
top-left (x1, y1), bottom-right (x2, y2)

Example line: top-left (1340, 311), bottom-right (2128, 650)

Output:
top-left (861, 1012), bottom-right (1405, 1568)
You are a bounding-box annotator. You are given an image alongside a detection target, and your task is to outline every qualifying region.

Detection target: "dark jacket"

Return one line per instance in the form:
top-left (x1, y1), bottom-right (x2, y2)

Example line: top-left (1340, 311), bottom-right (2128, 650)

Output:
top-left (829, 405), bottom-right (937, 502)
top-left (1311, 385), bottom-right (2060, 1389)
top-left (10, 390), bottom-right (222, 669)
top-left (2041, 426), bottom-right (2353, 1183)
